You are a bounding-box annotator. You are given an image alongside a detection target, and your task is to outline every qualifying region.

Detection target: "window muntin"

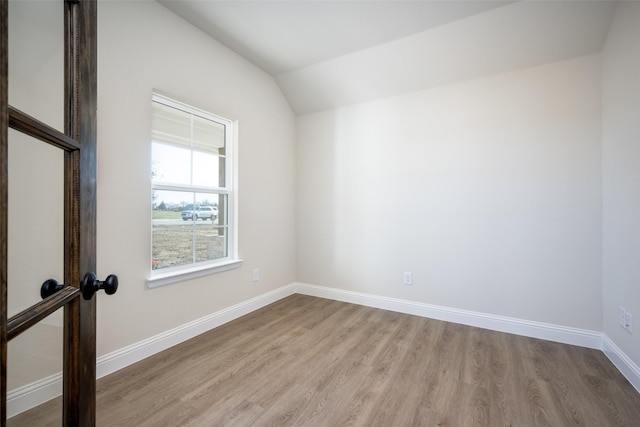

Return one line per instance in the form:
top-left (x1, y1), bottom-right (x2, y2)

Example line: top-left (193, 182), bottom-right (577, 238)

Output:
top-left (150, 93), bottom-right (236, 282)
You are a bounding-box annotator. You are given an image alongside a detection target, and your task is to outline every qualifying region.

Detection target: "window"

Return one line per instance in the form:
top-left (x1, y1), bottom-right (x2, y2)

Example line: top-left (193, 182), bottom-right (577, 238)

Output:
top-left (148, 93), bottom-right (239, 287)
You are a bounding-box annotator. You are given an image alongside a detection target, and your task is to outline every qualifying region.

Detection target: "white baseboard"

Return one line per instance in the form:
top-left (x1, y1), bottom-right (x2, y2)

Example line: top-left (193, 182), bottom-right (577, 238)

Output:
top-left (96, 284), bottom-right (297, 379)
top-left (293, 282), bottom-right (640, 394)
top-left (8, 281), bottom-right (640, 418)
top-left (293, 283), bottom-right (602, 348)
top-left (601, 335), bottom-right (640, 393)
top-left (6, 373), bottom-right (62, 419)
top-left (7, 283), bottom-right (297, 419)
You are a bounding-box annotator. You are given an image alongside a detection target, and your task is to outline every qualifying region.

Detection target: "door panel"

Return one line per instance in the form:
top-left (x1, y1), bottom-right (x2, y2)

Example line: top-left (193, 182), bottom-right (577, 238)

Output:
top-left (7, 308), bottom-right (63, 423)
top-left (7, 129), bottom-right (64, 316)
top-left (8, 309), bottom-right (63, 392)
top-left (8, 0), bottom-right (64, 132)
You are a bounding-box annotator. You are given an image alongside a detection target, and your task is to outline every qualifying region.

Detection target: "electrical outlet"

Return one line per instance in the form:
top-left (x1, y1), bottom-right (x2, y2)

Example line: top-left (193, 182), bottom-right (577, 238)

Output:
top-left (252, 268), bottom-right (260, 282)
top-left (620, 307), bottom-right (627, 327)
top-left (403, 272), bottom-right (413, 285)
top-left (625, 311), bottom-right (632, 334)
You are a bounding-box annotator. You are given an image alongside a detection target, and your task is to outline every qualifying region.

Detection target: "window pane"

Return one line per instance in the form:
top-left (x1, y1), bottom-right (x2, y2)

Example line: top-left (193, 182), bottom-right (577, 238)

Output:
top-left (152, 190), bottom-right (229, 270)
top-left (151, 101), bottom-right (226, 188)
top-left (152, 226), bottom-right (193, 270)
top-left (151, 141), bottom-right (191, 185)
top-left (193, 115), bottom-right (224, 151)
top-left (151, 102), bottom-right (191, 147)
top-left (195, 193), bottom-right (228, 261)
top-left (192, 147), bottom-right (223, 187)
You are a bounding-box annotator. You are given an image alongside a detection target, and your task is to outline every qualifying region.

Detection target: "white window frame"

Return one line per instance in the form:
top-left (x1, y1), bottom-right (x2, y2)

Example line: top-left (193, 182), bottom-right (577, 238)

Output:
top-left (147, 92), bottom-right (240, 288)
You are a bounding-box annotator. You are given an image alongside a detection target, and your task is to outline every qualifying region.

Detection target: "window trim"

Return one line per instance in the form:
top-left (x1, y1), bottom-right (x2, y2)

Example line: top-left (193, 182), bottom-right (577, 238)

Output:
top-left (146, 259), bottom-right (242, 288)
top-left (147, 92), bottom-right (240, 287)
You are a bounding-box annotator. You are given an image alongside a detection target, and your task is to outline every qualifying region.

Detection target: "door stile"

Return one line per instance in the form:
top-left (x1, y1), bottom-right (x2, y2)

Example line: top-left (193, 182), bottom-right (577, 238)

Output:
top-left (63, 1), bottom-right (98, 425)
top-left (0, 0), bottom-right (7, 423)
top-left (63, 0), bottom-right (82, 421)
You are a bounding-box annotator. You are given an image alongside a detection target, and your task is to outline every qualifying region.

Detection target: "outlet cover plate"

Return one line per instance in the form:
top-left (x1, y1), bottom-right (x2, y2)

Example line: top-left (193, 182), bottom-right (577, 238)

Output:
top-left (625, 311), bottom-right (632, 333)
top-left (403, 272), bottom-right (413, 285)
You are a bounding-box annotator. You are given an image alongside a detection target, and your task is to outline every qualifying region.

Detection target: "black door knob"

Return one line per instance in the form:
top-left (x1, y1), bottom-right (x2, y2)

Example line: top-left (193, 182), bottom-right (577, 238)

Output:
top-left (81, 272), bottom-right (118, 300)
top-left (41, 278), bottom-right (64, 299)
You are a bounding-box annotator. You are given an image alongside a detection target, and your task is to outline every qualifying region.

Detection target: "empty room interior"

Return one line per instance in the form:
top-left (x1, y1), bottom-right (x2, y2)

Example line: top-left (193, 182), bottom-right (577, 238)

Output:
top-left (5, 0), bottom-right (640, 425)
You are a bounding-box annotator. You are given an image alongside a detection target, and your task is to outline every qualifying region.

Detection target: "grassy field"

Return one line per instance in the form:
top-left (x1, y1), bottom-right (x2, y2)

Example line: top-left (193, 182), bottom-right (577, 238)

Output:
top-left (153, 210), bottom-right (182, 220)
top-left (152, 224), bottom-right (225, 269)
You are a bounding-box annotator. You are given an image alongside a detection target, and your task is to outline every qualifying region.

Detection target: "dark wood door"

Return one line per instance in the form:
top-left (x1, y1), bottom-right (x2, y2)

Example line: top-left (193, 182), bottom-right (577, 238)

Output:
top-left (0, 1), bottom-right (103, 425)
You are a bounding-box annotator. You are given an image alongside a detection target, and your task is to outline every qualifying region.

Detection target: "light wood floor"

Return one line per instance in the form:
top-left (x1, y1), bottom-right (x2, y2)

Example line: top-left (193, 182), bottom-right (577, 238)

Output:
top-left (9, 294), bottom-right (640, 426)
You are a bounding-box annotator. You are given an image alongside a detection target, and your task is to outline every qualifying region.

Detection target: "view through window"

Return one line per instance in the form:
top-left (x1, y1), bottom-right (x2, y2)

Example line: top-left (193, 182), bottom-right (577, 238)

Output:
top-left (150, 93), bottom-right (236, 280)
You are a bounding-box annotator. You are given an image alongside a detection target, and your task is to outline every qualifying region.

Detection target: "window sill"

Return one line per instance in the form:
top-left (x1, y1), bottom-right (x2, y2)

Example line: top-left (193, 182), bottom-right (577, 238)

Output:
top-left (146, 259), bottom-right (243, 288)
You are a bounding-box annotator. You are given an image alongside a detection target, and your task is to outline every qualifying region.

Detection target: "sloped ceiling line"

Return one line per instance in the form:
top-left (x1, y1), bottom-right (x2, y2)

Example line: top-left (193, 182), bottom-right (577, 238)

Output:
top-left (158, 0), bottom-right (618, 115)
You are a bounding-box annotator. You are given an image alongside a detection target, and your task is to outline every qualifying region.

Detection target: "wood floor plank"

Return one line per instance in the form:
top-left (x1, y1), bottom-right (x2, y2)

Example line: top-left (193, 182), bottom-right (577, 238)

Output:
top-left (8, 295), bottom-right (640, 426)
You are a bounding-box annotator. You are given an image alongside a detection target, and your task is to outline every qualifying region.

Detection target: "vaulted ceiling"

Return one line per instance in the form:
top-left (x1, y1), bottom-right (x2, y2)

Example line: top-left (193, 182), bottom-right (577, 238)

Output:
top-left (159, 0), bottom-right (618, 115)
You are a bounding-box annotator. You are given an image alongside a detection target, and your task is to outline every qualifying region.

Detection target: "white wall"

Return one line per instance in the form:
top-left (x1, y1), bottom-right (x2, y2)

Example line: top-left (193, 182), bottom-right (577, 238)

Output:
top-left (602, 2), bottom-right (640, 367)
top-left (96, 1), bottom-right (296, 356)
top-left (297, 55), bottom-right (603, 331)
